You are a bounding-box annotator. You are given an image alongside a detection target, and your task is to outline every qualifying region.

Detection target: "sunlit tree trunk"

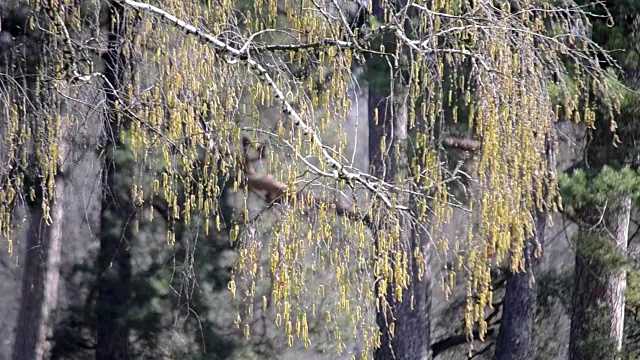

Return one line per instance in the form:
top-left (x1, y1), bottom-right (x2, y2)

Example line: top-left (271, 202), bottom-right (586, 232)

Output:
top-left (569, 195), bottom-right (631, 360)
top-left (95, 2), bottom-right (133, 359)
top-left (13, 179), bottom-right (66, 360)
top-left (9, 6), bottom-right (70, 356)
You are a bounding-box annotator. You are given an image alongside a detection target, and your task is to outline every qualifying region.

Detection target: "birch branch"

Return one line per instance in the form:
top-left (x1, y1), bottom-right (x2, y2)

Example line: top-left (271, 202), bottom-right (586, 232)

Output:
top-left (117, 0), bottom-right (408, 212)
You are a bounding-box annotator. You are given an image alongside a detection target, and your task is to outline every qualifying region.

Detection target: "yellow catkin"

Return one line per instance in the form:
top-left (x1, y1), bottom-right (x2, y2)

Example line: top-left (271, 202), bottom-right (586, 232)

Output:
top-left (0, 0), bottom-right (615, 357)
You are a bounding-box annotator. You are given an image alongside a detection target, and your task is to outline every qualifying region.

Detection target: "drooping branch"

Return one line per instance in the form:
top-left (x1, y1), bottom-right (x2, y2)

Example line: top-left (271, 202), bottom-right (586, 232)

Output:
top-left (117, 0), bottom-right (407, 212)
top-left (253, 24), bottom-right (395, 53)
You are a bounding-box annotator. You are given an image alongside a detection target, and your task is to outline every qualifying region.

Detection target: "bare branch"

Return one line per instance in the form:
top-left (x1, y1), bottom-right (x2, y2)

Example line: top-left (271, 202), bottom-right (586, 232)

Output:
top-left (442, 137), bottom-right (482, 152)
top-left (431, 327), bottom-right (497, 358)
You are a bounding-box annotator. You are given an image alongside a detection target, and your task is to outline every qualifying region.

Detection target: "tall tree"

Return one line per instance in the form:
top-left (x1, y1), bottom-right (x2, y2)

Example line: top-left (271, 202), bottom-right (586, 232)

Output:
top-left (14, 161), bottom-right (67, 360)
top-left (495, 129), bottom-right (557, 360)
top-left (2, 4), bottom-right (71, 359)
top-left (95, 1), bottom-right (134, 358)
top-left (0, 0), bottom-right (619, 358)
top-left (564, 168), bottom-right (636, 360)
top-left (564, 1), bottom-right (640, 358)
top-left (367, 0), bottom-right (433, 357)
top-left (494, 214), bottom-right (544, 360)
top-left (369, 61), bottom-right (432, 360)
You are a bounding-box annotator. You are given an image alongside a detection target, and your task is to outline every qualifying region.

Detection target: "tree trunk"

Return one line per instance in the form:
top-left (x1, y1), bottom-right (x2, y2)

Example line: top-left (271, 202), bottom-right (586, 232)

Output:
top-left (389, 227), bottom-right (432, 360)
top-left (96, 161), bottom-right (133, 360)
top-left (11, 7), bottom-right (71, 356)
top-left (495, 130), bottom-right (555, 360)
top-left (369, 75), bottom-right (432, 360)
top-left (494, 214), bottom-right (544, 360)
top-left (95, 2), bottom-right (133, 359)
top-left (569, 195), bottom-right (631, 360)
top-left (13, 180), bottom-right (66, 360)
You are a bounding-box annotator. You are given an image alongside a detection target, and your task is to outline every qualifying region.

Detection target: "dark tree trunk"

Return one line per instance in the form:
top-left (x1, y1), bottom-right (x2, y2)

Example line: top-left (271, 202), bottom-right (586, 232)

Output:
top-left (13, 182), bottom-right (66, 360)
top-left (10, 8), bottom-right (69, 357)
top-left (495, 131), bottom-right (555, 360)
top-left (95, 2), bottom-right (133, 359)
top-left (389, 227), bottom-right (432, 360)
top-left (569, 195), bottom-right (631, 360)
top-left (494, 214), bottom-right (544, 360)
top-left (369, 76), bottom-right (432, 360)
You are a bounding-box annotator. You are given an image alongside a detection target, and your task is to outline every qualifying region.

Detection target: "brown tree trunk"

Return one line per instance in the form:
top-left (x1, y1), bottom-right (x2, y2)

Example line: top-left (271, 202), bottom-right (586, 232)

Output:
top-left (13, 179), bottom-right (66, 360)
top-left (11, 9), bottom-right (71, 356)
top-left (95, 2), bottom-right (133, 359)
top-left (495, 130), bottom-right (555, 360)
top-left (369, 75), bottom-right (432, 360)
top-left (494, 214), bottom-right (544, 360)
top-left (569, 195), bottom-right (631, 360)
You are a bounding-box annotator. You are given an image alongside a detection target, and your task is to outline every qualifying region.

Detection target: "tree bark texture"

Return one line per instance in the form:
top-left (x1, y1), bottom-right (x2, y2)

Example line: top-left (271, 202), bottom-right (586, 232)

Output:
top-left (95, 2), bottom-right (133, 359)
top-left (10, 6), bottom-right (69, 357)
top-left (13, 180), bottom-right (66, 360)
top-left (569, 195), bottom-right (631, 360)
top-left (369, 76), bottom-right (432, 360)
top-left (494, 213), bottom-right (544, 360)
top-left (495, 130), bottom-right (556, 360)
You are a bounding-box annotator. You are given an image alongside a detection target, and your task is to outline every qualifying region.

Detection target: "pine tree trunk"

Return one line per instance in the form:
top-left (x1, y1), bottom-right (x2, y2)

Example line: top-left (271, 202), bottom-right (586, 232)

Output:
top-left (95, 2), bottom-right (133, 359)
top-left (494, 215), bottom-right (543, 360)
top-left (569, 195), bottom-right (631, 360)
top-left (13, 180), bottom-right (66, 360)
top-left (495, 130), bottom-right (555, 360)
top-left (369, 77), bottom-right (432, 360)
top-left (11, 7), bottom-right (70, 356)
top-left (96, 165), bottom-right (133, 360)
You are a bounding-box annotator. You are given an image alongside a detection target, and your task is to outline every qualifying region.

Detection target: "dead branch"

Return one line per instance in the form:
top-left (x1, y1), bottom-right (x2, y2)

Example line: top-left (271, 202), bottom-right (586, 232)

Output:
top-left (442, 136), bottom-right (482, 152)
top-left (431, 327), bottom-right (497, 358)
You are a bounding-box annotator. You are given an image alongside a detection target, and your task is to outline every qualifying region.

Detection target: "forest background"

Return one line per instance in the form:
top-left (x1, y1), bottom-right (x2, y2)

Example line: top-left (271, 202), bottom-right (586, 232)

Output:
top-left (2, 0), bottom-right (640, 359)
